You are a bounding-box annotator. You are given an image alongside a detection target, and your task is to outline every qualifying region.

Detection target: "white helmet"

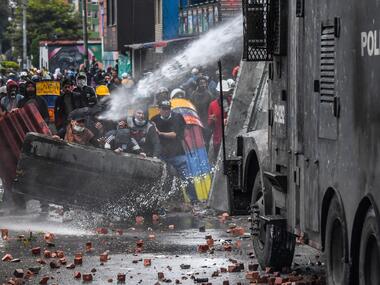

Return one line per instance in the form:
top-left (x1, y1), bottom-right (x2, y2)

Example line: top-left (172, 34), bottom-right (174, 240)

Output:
top-left (227, 78), bottom-right (236, 89)
top-left (191, 68), bottom-right (199, 75)
top-left (122, 72), bottom-right (129, 79)
top-left (170, 88), bottom-right (186, 99)
top-left (216, 80), bottom-right (231, 92)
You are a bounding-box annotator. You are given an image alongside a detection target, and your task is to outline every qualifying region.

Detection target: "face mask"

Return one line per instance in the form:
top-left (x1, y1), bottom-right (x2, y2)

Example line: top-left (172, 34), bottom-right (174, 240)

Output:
top-left (160, 113), bottom-right (171, 120)
top-left (134, 118), bottom-right (146, 126)
top-left (77, 79), bottom-right (86, 88)
top-left (73, 125), bottom-right (85, 133)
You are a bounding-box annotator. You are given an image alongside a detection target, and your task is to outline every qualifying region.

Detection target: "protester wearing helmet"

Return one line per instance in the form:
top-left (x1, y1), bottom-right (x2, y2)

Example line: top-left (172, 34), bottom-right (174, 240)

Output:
top-left (96, 85), bottom-right (110, 98)
top-left (156, 87), bottom-right (170, 105)
top-left (64, 109), bottom-right (98, 146)
top-left (0, 80), bottom-right (23, 111)
top-left (208, 80), bottom-right (233, 160)
top-left (181, 67), bottom-right (201, 97)
top-left (126, 107), bottom-right (161, 158)
top-left (170, 88), bottom-right (186, 99)
top-left (17, 80), bottom-right (49, 123)
top-left (121, 72), bottom-right (134, 89)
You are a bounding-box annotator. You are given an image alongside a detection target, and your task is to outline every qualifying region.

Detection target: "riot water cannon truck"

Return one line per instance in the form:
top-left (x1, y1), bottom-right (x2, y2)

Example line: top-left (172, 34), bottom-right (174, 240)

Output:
top-left (222, 0), bottom-right (380, 284)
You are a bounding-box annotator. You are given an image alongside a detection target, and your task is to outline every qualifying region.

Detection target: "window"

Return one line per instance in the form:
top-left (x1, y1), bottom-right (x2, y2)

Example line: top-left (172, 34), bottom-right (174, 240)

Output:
top-left (107, 0), bottom-right (116, 26)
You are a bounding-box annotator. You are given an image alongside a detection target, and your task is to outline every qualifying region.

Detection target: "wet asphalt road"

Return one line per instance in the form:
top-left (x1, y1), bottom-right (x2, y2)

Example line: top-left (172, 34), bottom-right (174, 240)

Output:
top-left (0, 204), bottom-right (325, 285)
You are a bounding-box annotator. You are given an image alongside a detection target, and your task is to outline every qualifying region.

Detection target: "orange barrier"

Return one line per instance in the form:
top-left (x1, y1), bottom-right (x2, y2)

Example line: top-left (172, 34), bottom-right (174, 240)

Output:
top-left (0, 104), bottom-right (51, 186)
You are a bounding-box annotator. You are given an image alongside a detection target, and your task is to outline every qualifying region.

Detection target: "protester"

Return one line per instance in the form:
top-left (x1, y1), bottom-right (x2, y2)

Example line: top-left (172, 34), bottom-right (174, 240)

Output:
top-left (151, 100), bottom-right (197, 202)
top-left (208, 80), bottom-right (232, 160)
top-left (190, 76), bottom-right (213, 150)
top-left (127, 108), bottom-right (161, 158)
top-left (103, 120), bottom-right (142, 154)
top-left (121, 73), bottom-right (134, 89)
top-left (156, 87), bottom-right (170, 105)
top-left (17, 80), bottom-right (50, 123)
top-left (72, 72), bottom-right (98, 108)
top-left (55, 79), bottom-right (77, 138)
top-left (1, 80), bottom-right (23, 111)
top-left (64, 110), bottom-right (98, 146)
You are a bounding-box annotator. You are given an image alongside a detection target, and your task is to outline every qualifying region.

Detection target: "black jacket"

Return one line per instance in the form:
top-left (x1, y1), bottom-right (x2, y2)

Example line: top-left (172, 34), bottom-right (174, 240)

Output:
top-left (127, 117), bottom-right (161, 157)
top-left (151, 112), bottom-right (186, 158)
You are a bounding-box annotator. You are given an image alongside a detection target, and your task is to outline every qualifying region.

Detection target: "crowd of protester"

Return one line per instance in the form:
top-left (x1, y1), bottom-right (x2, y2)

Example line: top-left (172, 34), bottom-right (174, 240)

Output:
top-left (0, 60), bottom-right (239, 205)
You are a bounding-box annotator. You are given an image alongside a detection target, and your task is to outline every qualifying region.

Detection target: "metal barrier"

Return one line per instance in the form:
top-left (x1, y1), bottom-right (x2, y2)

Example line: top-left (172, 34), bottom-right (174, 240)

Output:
top-left (0, 104), bottom-right (51, 186)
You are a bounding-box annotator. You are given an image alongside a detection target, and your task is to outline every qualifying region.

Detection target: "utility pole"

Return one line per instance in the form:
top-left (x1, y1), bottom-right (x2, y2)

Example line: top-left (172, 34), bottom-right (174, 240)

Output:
top-left (82, 0), bottom-right (89, 69)
top-left (22, 0), bottom-right (27, 69)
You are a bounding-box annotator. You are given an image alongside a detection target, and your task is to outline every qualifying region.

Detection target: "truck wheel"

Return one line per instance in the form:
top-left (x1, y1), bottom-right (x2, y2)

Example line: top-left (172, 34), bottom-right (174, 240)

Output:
top-left (359, 207), bottom-right (380, 285)
top-left (250, 173), bottom-right (295, 270)
top-left (325, 196), bottom-right (350, 285)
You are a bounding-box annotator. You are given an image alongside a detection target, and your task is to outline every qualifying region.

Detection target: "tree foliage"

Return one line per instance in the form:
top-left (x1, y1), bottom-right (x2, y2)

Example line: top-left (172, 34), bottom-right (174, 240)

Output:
top-left (6, 0), bottom-right (82, 66)
top-left (0, 0), bottom-right (11, 53)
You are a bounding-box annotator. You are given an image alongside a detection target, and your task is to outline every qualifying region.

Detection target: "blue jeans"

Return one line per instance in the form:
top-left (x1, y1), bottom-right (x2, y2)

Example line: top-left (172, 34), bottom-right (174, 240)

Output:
top-left (162, 155), bottom-right (197, 202)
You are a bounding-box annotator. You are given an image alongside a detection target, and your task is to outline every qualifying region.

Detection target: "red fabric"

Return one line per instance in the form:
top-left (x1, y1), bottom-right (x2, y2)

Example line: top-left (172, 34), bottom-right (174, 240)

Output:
top-left (208, 99), bottom-right (228, 146)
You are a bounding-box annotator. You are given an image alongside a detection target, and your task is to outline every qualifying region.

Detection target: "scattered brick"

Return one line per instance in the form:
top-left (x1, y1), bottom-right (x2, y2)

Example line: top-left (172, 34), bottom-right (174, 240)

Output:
top-left (197, 244), bottom-right (209, 253)
top-left (43, 250), bottom-right (52, 258)
top-left (31, 247), bottom-right (41, 255)
top-left (83, 273), bottom-right (93, 282)
top-left (117, 273), bottom-right (126, 282)
top-left (74, 272), bottom-right (81, 279)
top-left (143, 259), bottom-right (151, 266)
top-left (49, 261), bottom-right (60, 269)
top-left (39, 276), bottom-right (50, 284)
top-left (158, 272), bottom-right (165, 280)
top-left (2, 254), bottom-right (13, 262)
top-left (13, 269), bottom-right (24, 278)
top-left (206, 239), bottom-right (214, 247)
top-left (100, 252), bottom-right (108, 262)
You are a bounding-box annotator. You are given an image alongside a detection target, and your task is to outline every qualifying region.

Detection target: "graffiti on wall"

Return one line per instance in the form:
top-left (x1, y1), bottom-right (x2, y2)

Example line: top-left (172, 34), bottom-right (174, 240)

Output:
top-left (47, 44), bottom-right (102, 72)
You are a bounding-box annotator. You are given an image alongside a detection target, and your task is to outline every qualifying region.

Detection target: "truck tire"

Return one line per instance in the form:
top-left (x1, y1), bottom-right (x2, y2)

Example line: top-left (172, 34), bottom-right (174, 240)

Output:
top-left (359, 207), bottom-right (380, 285)
top-left (250, 173), bottom-right (295, 270)
top-left (325, 196), bottom-right (350, 285)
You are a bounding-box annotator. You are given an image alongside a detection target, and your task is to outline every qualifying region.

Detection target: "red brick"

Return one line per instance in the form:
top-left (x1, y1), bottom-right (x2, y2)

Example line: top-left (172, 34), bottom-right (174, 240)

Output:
top-left (117, 273), bottom-right (126, 282)
top-left (74, 256), bottom-right (83, 265)
top-left (31, 247), bottom-right (41, 255)
top-left (1, 229), bottom-right (9, 240)
top-left (197, 244), bottom-right (209, 253)
top-left (231, 227), bottom-right (245, 236)
top-left (157, 272), bottom-right (165, 280)
top-left (43, 250), bottom-right (52, 258)
top-left (82, 273), bottom-right (93, 282)
top-left (143, 259), bottom-right (151, 266)
top-left (223, 244), bottom-right (232, 251)
top-left (2, 253), bottom-right (13, 262)
top-left (86, 242), bottom-right (92, 251)
top-left (39, 276), bottom-right (50, 284)
top-left (100, 252), bottom-right (108, 262)
top-left (248, 263), bottom-right (259, 271)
